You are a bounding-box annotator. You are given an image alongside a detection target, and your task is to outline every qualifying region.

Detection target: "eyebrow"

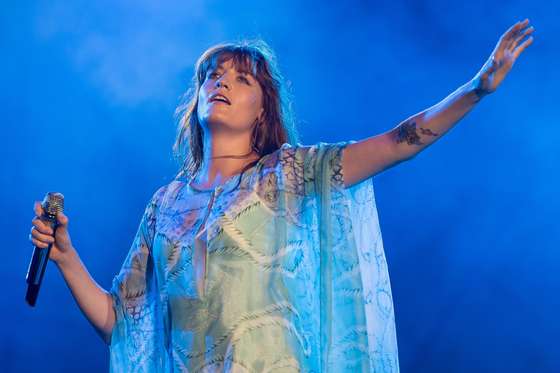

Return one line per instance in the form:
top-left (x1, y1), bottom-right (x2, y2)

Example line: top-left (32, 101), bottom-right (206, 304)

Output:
top-left (213, 64), bottom-right (249, 72)
top-left (209, 65), bottom-right (254, 79)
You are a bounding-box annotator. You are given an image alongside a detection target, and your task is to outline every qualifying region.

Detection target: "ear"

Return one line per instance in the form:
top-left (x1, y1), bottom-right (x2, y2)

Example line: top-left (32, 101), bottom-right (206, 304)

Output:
top-left (257, 107), bottom-right (264, 123)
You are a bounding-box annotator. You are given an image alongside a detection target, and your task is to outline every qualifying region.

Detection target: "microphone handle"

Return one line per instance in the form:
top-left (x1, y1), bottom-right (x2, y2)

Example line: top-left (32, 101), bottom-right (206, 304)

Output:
top-left (25, 215), bottom-right (57, 307)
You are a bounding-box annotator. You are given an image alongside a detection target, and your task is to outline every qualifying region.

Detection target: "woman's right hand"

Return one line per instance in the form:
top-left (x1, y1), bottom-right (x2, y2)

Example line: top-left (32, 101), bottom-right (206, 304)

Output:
top-left (29, 201), bottom-right (75, 265)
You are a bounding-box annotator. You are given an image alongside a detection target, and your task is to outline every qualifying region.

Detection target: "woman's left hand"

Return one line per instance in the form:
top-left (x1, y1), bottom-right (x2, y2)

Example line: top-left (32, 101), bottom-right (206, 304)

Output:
top-left (472, 19), bottom-right (534, 98)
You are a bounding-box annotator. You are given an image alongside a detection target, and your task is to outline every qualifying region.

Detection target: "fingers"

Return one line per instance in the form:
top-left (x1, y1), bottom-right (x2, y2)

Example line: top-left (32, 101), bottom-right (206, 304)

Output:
top-left (31, 200), bottom-right (54, 248)
top-left (32, 200), bottom-right (69, 230)
top-left (30, 226), bottom-right (55, 247)
top-left (30, 202), bottom-right (54, 236)
top-left (493, 19), bottom-right (534, 63)
top-left (31, 216), bottom-right (53, 235)
top-left (30, 199), bottom-right (68, 249)
top-left (505, 19), bottom-right (529, 39)
top-left (30, 236), bottom-right (50, 249)
top-left (33, 201), bottom-right (44, 217)
top-left (501, 19), bottom-right (530, 49)
top-left (30, 209), bottom-right (55, 247)
top-left (56, 211), bottom-right (69, 227)
top-left (513, 36), bottom-right (534, 59)
top-left (31, 202), bottom-right (53, 235)
top-left (510, 26), bottom-right (535, 51)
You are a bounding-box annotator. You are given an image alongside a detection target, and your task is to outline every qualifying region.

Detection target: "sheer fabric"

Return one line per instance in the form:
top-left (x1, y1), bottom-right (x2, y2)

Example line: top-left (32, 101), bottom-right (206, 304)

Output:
top-left (109, 141), bottom-right (399, 372)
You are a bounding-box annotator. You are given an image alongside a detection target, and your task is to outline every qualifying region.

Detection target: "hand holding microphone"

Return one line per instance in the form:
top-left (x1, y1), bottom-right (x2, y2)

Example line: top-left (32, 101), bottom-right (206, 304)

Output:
top-left (26, 193), bottom-right (74, 306)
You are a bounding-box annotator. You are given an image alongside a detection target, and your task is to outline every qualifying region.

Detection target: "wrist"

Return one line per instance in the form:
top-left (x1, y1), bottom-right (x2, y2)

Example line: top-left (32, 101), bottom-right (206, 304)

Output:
top-left (468, 77), bottom-right (488, 102)
top-left (54, 247), bottom-right (79, 271)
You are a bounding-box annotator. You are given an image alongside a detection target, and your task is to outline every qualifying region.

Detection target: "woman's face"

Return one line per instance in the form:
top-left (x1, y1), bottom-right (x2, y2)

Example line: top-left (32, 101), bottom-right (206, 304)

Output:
top-left (197, 58), bottom-right (264, 134)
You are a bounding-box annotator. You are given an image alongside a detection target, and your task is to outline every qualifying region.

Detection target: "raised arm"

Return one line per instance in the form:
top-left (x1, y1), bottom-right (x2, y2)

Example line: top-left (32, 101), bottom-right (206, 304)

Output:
top-left (342, 19), bottom-right (534, 188)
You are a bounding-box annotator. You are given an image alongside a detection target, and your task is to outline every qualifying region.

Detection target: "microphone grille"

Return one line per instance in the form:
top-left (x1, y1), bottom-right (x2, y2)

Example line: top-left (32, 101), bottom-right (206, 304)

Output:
top-left (42, 192), bottom-right (65, 217)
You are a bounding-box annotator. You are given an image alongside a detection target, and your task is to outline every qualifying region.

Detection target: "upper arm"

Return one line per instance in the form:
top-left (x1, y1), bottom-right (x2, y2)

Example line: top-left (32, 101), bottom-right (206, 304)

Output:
top-left (109, 185), bottom-right (167, 325)
top-left (342, 132), bottom-right (406, 188)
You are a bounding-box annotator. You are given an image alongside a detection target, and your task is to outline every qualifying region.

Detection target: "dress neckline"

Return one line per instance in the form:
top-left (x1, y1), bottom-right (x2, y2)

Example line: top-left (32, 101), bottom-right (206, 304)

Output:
top-left (186, 156), bottom-right (264, 193)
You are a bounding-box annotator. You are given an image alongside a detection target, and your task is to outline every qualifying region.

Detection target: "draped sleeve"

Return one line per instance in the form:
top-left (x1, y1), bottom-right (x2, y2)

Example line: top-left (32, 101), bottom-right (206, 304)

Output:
top-left (285, 141), bottom-right (400, 372)
top-left (107, 141), bottom-right (399, 372)
top-left (108, 185), bottom-right (168, 372)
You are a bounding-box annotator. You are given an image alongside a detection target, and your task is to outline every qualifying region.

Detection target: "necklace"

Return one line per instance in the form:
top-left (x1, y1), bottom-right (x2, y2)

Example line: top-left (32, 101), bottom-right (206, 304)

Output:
top-left (210, 149), bottom-right (255, 160)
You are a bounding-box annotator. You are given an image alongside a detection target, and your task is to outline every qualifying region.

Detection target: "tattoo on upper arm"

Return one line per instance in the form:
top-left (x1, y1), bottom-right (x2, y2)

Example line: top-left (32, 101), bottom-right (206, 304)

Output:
top-left (393, 120), bottom-right (439, 146)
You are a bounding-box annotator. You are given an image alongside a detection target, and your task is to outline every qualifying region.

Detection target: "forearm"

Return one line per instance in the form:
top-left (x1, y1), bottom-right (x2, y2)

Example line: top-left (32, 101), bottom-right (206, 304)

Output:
top-left (55, 250), bottom-right (115, 345)
top-left (388, 78), bottom-right (484, 160)
top-left (342, 20), bottom-right (533, 188)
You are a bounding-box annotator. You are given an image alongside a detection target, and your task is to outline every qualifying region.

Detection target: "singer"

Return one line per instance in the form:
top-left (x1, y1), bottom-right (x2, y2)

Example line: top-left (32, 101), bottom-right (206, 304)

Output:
top-left (29, 19), bottom-right (533, 372)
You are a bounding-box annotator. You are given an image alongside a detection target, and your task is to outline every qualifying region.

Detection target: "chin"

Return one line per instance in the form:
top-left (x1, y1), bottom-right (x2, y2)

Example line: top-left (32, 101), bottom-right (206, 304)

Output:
top-left (202, 115), bottom-right (237, 132)
top-left (199, 110), bottom-right (251, 132)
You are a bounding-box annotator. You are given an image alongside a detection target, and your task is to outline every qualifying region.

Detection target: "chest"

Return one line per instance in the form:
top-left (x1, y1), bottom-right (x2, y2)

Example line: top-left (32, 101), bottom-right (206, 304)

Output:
top-left (151, 182), bottom-right (317, 298)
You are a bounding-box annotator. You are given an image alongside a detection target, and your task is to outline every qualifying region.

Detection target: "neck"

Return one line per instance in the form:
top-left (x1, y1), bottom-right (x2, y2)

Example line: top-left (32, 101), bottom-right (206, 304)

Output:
top-left (193, 128), bottom-right (259, 188)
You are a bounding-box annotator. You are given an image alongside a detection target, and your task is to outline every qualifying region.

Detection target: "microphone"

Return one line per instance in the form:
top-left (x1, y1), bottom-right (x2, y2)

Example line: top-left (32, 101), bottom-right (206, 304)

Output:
top-left (25, 192), bottom-right (64, 307)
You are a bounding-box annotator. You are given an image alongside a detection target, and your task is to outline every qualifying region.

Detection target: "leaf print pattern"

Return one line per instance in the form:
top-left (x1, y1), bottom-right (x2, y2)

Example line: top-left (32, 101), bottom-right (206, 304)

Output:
top-left (109, 141), bottom-right (399, 372)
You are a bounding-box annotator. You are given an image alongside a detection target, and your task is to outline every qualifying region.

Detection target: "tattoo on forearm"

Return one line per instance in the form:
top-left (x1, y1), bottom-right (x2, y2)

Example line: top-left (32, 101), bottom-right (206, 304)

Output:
top-left (395, 121), bottom-right (422, 145)
top-left (419, 127), bottom-right (439, 137)
top-left (393, 120), bottom-right (439, 146)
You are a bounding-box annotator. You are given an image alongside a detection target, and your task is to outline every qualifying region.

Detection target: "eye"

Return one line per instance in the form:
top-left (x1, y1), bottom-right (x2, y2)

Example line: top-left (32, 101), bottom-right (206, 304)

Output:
top-left (207, 71), bottom-right (219, 80)
top-left (237, 75), bottom-right (251, 84)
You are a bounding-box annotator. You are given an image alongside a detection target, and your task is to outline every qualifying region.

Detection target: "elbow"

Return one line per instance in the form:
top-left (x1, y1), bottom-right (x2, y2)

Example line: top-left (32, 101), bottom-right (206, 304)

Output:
top-left (103, 315), bottom-right (116, 346)
top-left (102, 291), bottom-right (116, 346)
top-left (97, 324), bottom-right (113, 346)
top-left (103, 326), bottom-right (113, 346)
top-left (104, 333), bottom-right (112, 346)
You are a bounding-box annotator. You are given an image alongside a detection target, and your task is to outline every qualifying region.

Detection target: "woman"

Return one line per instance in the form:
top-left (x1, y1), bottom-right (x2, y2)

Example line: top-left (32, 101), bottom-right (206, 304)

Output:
top-left (30, 19), bottom-right (534, 372)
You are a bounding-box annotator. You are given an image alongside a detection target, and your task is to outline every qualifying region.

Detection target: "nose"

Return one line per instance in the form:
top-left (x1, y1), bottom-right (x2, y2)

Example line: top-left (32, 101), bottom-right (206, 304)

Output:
top-left (215, 76), bottom-right (230, 90)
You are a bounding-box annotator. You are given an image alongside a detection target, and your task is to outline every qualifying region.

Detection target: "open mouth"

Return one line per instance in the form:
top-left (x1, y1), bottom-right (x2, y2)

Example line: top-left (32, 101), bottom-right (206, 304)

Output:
top-left (209, 94), bottom-right (231, 105)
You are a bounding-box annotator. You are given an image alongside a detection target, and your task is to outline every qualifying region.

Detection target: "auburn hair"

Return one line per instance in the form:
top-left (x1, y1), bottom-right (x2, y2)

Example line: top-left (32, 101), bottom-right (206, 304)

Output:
top-left (173, 39), bottom-right (299, 182)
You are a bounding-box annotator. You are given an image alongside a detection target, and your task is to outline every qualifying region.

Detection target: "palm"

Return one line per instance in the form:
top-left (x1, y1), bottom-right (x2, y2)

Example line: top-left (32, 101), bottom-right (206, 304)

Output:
top-left (475, 19), bottom-right (534, 96)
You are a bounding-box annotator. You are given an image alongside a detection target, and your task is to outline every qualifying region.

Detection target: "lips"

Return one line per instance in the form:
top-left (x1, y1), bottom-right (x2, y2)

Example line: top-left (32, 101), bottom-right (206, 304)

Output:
top-left (209, 93), bottom-right (231, 105)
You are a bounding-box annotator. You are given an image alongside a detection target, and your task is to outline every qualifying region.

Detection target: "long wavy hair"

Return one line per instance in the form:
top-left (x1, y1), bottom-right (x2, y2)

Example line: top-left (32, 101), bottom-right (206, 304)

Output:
top-left (173, 39), bottom-right (299, 184)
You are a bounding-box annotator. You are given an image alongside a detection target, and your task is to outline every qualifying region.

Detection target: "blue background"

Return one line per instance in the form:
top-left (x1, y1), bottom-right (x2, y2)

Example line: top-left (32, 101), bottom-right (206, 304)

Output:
top-left (3, 1), bottom-right (559, 372)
